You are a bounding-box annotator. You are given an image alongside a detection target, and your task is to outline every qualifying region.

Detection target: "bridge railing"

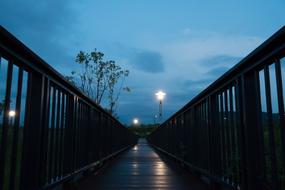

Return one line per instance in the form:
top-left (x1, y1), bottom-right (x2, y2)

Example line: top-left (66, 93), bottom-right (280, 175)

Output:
top-left (148, 26), bottom-right (285, 190)
top-left (0, 26), bottom-right (137, 190)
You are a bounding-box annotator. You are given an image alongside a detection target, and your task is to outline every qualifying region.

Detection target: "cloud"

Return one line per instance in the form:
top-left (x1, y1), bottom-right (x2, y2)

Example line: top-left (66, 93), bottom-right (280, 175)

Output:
top-left (130, 50), bottom-right (165, 73)
top-left (200, 55), bottom-right (242, 68)
top-left (0, 0), bottom-right (79, 73)
top-left (181, 28), bottom-right (192, 35)
top-left (205, 66), bottom-right (230, 77)
top-left (199, 55), bottom-right (242, 79)
top-left (183, 79), bottom-right (212, 89)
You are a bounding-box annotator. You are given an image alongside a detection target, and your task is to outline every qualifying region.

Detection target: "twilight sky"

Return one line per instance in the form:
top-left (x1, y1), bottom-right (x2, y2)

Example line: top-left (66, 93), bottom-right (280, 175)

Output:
top-left (1, 0), bottom-right (284, 124)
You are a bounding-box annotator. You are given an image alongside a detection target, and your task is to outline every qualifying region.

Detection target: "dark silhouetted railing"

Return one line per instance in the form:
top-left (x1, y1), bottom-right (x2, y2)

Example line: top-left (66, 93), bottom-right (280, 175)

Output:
top-left (148, 26), bottom-right (285, 190)
top-left (0, 26), bottom-right (137, 190)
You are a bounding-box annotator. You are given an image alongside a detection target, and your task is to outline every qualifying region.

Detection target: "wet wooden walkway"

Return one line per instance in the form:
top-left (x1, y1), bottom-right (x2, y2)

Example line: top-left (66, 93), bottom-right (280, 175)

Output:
top-left (76, 139), bottom-right (208, 190)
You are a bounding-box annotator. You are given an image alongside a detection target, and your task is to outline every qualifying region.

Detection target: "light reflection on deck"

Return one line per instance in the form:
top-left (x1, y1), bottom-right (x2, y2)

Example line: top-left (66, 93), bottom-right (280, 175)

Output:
top-left (77, 139), bottom-right (208, 190)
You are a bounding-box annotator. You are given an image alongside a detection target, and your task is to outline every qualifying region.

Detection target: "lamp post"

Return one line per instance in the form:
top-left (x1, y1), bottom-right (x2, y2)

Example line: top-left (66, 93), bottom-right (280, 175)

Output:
top-left (155, 91), bottom-right (166, 122)
top-left (153, 114), bottom-right (158, 125)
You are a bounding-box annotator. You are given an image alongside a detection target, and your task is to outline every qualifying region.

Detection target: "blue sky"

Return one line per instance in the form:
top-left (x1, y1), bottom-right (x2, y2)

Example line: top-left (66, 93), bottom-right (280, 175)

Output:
top-left (1, 0), bottom-right (284, 124)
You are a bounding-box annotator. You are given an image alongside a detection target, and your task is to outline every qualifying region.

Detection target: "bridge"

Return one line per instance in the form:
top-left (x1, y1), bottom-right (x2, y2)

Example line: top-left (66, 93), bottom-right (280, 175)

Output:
top-left (0, 25), bottom-right (284, 190)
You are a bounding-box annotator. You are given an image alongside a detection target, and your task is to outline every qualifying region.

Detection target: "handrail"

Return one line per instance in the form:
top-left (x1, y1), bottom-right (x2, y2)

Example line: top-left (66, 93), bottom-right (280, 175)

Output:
top-left (148, 26), bottom-right (285, 190)
top-left (0, 26), bottom-right (138, 190)
top-left (161, 26), bottom-right (285, 126)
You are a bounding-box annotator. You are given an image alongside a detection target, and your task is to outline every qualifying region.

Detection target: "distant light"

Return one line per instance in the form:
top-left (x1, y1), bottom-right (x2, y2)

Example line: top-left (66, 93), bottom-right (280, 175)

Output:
top-left (155, 91), bottom-right (166, 101)
top-left (8, 110), bottom-right (16, 117)
top-left (133, 118), bottom-right (139, 125)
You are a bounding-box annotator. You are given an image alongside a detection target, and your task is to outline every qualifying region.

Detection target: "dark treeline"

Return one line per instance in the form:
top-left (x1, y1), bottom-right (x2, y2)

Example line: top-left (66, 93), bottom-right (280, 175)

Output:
top-left (128, 124), bottom-right (158, 138)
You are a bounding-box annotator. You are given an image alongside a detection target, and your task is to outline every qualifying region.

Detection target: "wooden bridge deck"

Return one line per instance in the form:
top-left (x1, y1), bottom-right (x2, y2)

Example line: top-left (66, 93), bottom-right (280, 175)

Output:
top-left (75, 139), bottom-right (208, 190)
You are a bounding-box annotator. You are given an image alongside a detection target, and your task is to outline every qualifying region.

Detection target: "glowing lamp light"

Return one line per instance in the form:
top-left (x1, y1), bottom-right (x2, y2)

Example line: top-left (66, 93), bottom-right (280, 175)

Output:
top-left (155, 91), bottom-right (166, 101)
top-left (133, 145), bottom-right (138, 151)
top-left (133, 118), bottom-right (139, 125)
top-left (8, 110), bottom-right (16, 117)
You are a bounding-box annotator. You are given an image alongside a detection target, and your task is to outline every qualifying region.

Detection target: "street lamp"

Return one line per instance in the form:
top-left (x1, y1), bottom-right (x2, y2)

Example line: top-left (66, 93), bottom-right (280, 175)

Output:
top-left (8, 110), bottom-right (16, 125)
top-left (133, 118), bottom-right (139, 126)
top-left (155, 90), bottom-right (166, 120)
top-left (8, 110), bottom-right (16, 117)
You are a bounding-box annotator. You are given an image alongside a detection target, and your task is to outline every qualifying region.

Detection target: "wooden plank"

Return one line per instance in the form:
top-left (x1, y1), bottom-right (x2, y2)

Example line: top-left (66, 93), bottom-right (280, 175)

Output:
top-left (75, 139), bottom-right (207, 190)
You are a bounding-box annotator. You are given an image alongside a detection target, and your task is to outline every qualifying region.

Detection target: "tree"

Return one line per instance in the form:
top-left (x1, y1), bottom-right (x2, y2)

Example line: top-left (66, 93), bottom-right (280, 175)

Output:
top-left (66, 49), bottom-right (130, 116)
top-left (106, 60), bottom-right (130, 115)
